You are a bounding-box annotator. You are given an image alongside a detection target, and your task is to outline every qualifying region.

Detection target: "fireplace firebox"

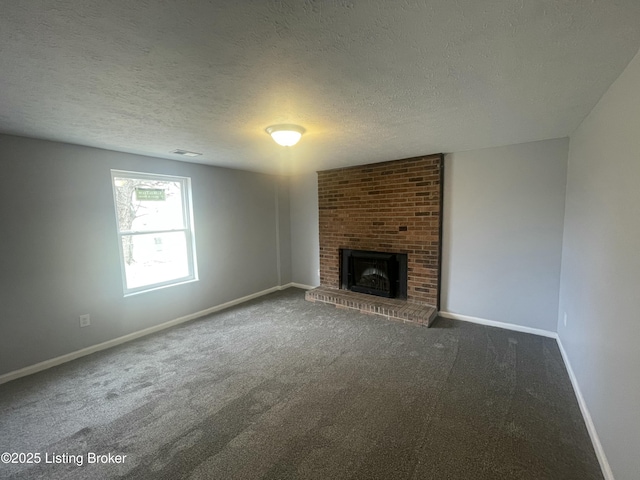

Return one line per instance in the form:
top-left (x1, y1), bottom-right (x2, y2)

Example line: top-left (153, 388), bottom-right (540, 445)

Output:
top-left (340, 249), bottom-right (407, 299)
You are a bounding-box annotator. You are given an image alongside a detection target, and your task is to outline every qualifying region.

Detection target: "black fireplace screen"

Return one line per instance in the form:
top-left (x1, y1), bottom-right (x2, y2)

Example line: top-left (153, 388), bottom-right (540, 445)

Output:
top-left (353, 258), bottom-right (391, 292)
top-left (340, 249), bottom-right (407, 299)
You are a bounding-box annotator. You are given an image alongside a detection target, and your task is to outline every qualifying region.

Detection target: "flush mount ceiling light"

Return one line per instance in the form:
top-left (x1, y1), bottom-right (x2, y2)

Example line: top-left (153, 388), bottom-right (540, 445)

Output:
top-left (265, 124), bottom-right (306, 147)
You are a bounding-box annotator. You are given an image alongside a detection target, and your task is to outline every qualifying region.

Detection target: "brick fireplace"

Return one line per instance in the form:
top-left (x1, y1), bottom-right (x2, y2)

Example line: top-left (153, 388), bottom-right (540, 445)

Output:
top-left (306, 154), bottom-right (443, 325)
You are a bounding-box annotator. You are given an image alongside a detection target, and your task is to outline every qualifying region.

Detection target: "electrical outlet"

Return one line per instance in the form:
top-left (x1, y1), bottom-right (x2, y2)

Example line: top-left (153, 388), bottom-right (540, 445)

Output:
top-left (563, 312), bottom-right (567, 327)
top-left (79, 314), bottom-right (91, 328)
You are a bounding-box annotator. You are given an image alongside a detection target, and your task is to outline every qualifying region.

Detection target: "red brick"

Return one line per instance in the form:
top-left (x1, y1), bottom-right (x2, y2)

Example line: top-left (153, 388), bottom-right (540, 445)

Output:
top-left (318, 154), bottom-right (443, 306)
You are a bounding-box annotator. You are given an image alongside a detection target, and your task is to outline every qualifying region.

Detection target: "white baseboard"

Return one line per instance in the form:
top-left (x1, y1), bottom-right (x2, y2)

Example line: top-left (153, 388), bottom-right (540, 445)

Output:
top-left (0, 285), bottom-right (288, 386)
top-left (285, 282), bottom-right (316, 290)
top-left (439, 310), bottom-right (613, 480)
top-left (556, 337), bottom-right (614, 480)
top-left (438, 311), bottom-right (557, 338)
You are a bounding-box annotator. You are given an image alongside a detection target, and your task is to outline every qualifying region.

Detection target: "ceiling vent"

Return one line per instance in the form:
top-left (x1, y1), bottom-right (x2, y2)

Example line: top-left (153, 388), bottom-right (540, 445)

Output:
top-left (171, 149), bottom-right (202, 157)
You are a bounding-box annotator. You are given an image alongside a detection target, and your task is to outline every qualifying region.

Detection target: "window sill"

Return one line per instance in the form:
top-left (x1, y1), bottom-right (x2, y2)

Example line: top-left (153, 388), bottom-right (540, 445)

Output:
top-left (123, 277), bottom-right (199, 297)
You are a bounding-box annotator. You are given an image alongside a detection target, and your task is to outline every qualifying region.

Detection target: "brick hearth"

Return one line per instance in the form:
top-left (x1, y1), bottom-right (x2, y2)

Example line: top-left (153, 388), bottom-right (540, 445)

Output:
top-left (305, 287), bottom-right (437, 326)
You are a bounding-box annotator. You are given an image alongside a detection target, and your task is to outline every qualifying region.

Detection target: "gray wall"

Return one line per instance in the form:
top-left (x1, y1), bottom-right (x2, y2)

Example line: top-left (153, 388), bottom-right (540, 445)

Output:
top-left (0, 134), bottom-right (289, 375)
top-left (289, 172), bottom-right (320, 288)
top-left (276, 177), bottom-right (292, 286)
top-left (558, 48), bottom-right (640, 480)
top-left (441, 139), bottom-right (568, 331)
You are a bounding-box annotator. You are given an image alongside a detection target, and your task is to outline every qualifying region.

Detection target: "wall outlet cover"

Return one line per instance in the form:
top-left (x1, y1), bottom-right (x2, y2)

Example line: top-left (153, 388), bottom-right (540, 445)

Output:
top-left (80, 314), bottom-right (91, 327)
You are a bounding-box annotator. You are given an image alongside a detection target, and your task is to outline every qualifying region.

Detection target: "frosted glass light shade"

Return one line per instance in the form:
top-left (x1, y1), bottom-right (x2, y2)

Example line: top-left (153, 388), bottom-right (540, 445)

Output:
top-left (265, 124), bottom-right (305, 146)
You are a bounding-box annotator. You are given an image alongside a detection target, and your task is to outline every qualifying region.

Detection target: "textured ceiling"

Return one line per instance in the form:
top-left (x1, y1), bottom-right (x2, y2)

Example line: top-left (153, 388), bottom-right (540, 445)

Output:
top-left (1, 1), bottom-right (640, 175)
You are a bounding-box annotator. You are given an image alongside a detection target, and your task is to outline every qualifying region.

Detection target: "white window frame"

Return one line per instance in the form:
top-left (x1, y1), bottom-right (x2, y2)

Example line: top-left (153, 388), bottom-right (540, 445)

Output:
top-left (111, 169), bottom-right (198, 296)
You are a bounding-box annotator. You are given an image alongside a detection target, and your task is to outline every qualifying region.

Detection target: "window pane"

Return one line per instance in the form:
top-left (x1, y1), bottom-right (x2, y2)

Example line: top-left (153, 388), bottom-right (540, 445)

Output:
top-left (121, 231), bottom-right (190, 290)
top-left (113, 177), bottom-right (185, 232)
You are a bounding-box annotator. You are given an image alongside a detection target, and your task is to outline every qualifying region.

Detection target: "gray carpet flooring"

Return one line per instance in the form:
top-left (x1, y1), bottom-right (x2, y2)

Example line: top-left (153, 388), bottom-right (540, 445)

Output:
top-left (0, 288), bottom-right (602, 479)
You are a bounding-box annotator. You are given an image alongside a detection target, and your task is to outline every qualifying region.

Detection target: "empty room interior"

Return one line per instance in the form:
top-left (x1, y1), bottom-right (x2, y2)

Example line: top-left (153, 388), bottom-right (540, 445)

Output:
top-left (1, 2), bottom-right (639, 479)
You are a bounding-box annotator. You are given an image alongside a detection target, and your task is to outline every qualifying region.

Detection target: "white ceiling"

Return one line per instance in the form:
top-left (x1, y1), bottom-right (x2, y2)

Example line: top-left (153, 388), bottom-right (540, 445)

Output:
top-left (1, 1), bottom-right (639, 175)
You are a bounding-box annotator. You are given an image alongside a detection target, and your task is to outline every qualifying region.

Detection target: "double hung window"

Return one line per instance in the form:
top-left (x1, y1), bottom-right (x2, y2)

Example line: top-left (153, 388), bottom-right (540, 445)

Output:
top-left (111, 170), bottom-right (198, 295)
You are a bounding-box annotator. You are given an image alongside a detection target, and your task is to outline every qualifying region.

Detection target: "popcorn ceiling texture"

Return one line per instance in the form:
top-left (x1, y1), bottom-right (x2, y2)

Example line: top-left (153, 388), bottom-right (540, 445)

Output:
top-left (1, 1), bottom-right (640, 174)
top-left (318, 155), bottom-right (443, 307)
